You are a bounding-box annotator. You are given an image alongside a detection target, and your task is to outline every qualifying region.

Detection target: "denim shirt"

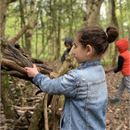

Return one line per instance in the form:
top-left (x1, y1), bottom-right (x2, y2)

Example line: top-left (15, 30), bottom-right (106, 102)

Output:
top-left (33, 59), bottom-right (108, 130)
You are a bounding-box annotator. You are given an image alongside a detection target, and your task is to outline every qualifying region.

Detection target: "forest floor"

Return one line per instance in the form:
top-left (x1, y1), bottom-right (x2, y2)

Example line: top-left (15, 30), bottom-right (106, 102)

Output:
top-left (106, 72), bottom-right (130, 130)
top-left (0, 71), bottom-right (130, 130)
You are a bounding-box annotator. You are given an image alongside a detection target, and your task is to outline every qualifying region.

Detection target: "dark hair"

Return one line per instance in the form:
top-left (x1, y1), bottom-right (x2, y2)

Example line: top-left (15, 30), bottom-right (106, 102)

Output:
top-left (64, 37), bottom-right (73, 47)
top-left (77, 26), bottom-right (119, 55)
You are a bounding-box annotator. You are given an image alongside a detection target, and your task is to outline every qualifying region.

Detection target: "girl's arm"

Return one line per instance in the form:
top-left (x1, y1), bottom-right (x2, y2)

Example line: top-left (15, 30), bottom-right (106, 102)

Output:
top-left (25, 65), bottom-right (77, 96)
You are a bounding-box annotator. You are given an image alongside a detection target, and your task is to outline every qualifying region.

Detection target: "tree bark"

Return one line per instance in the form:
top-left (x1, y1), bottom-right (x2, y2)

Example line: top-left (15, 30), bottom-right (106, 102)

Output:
top-left (85, 0), bottom-right (104, 26)
top-left (44, 94), bottom-right (49, 130)
top-left (0, 0), bottom-right (8, 40)
top-left (110, 0), bottom-right (119, 66)
top-left (0, 0), bottom-right (17, 126)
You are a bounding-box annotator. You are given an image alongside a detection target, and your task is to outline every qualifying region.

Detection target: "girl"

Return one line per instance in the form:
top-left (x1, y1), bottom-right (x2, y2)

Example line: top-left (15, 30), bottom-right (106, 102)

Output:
top-left (25, 26), bottom-right (118, 130)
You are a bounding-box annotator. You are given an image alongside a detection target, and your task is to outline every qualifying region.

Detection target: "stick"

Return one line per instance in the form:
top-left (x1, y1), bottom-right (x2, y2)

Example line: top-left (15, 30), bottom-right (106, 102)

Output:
top-left (44, 94), bottom-right (49, 130)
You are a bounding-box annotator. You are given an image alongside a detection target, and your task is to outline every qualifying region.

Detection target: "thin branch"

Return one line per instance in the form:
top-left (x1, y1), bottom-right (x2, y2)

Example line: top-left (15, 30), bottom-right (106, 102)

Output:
top-left (13, 105), bottom-right (35, 111)
top-left (1, 70), bottom-right (32, 81)
top-left (8, 25), bottom-right (29, 44)
top-left (1, 58), bottom-right (27, 74)
top-left (6, 44), bottom-right (32, 67)
top-left (3, 55), bottom-right (24, 67)
top-left (44, 94), bottom-right (49, 130)
top-left (7, 0), bottom-right (18, 4)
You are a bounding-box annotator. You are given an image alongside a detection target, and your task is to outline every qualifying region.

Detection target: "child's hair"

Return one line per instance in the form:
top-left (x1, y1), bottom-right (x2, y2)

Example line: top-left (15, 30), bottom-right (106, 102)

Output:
top-left (64, 37), bottom-right (73, 47)
top-left (77, 26), bottom-right (119, 55)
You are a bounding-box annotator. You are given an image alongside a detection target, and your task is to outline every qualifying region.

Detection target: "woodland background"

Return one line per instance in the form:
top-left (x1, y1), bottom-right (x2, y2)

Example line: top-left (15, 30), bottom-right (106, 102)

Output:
top-left (0, 0), bottom-right (130, 130)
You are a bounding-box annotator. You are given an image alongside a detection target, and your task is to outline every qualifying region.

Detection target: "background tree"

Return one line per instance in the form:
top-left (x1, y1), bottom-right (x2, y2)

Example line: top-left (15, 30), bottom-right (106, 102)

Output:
top-left (0, 0), bottom-right (18, 121)
top-left (110, 0), bottom-right (119, 66)
top-left (85, 0), bottom-right (104, 26)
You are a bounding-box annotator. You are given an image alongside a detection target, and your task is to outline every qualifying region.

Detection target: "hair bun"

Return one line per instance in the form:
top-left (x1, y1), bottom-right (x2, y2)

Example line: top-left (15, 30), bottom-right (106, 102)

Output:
top-left (106, 26), bottom-right (119, 43)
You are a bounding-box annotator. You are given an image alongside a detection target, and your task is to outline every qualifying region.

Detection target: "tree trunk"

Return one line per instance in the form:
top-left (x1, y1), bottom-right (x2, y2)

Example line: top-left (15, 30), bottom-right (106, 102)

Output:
top-left (54, 14), bottom-right (61, 60)
top-left (19, 0), bottom-right (26, 48)
top-left (126, 0), bottom-right (130, 41)
top-left (0, 0), bottom-right (8, 40)
top-left (110, 0), bottom-right (119, 66)
top-left (85, 0), bottom-right (104, 26)
top-left (119, 0), bottom-right (124, 37)
top-left (0, 0), bottom-right (16, 124)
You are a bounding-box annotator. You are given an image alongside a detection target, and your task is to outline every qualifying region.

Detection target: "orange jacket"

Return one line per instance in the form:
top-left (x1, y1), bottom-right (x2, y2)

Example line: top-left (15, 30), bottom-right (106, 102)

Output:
top-left (115, 39), bottom-right (130, 76)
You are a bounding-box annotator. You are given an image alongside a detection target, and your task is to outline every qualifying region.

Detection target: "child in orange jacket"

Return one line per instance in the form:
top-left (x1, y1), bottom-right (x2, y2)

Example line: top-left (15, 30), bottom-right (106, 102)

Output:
top-left (108, 39), bottom-right (130, 103)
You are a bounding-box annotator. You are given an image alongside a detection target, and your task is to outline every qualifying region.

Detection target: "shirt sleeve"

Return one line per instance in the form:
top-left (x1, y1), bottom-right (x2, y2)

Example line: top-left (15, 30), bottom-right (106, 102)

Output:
top-left (32, 70), bottom-right (78, 97)
top-left (114, 56), bottom-right (124, 73)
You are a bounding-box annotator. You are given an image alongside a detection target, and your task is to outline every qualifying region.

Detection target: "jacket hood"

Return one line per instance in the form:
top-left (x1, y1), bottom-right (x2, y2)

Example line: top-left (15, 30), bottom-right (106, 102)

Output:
top-left (115, 39), bottom-right (129, 53)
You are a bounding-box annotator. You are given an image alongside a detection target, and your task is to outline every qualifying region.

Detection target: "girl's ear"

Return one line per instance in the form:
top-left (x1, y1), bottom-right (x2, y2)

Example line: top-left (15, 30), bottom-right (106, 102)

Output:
top-left (86, 44), bottom-right (94, 55)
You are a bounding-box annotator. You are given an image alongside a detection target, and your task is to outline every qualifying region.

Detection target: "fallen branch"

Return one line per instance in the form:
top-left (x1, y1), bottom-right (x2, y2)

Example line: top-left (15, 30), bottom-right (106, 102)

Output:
top-left (13, 106), bottom-right (36, 111)
top-left (1, 42), bottom-right (53, 80)
top-left (8, 25), bottom-right (30, 44)
top-left (2, 58), bottom-right (27, 74)
top-left (44, 94), bottom-right (49, 130)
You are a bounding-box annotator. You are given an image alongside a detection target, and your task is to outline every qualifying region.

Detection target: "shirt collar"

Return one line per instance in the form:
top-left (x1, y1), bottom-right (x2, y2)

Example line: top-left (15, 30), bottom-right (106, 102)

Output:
top-left (78, 59), bottom-right (101, 69)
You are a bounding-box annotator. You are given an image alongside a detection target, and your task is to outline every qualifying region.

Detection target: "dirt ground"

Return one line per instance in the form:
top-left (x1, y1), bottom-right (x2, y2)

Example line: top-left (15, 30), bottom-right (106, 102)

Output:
top-left (106, 72), bottom-right (130, 130)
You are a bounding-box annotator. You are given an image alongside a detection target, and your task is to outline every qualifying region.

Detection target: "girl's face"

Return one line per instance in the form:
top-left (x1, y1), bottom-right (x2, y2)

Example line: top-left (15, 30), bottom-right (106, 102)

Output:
top-left (71, 37), bottom-right (96, 63)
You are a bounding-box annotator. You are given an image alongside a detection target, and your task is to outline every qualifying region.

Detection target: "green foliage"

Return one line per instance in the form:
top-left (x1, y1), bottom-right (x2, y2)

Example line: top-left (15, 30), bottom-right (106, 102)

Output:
top-left (5, 0), bottom-right (130, 64)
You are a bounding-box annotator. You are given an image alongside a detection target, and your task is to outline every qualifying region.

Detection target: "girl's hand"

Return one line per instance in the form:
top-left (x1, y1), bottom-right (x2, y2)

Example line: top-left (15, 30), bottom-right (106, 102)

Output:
top-left (25, 64), bottom-right (39, 78)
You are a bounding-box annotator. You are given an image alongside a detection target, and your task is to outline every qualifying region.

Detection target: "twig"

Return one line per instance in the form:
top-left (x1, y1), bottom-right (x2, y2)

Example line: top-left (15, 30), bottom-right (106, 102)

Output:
top-left (8, 25), bottom-right (29, 44)
top-left (13, 105), bottom-right (35, 111)
top-left (1, 59), bottom-right (27, 74)
top-left (44, 94), bottom-right (49, 130)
